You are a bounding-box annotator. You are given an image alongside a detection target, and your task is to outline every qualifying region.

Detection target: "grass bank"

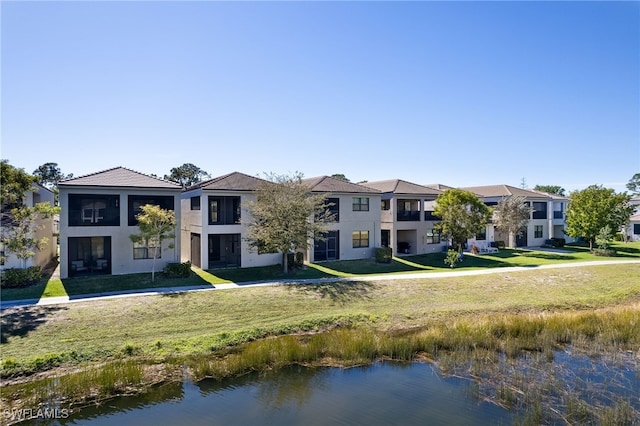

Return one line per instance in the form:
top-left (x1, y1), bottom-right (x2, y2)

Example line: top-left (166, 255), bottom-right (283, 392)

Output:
top-left (2, 263), bottom-right (639, 378)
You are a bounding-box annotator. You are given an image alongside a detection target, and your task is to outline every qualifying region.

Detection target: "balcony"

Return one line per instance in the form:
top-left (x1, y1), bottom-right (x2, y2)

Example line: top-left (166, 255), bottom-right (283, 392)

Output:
top-left (397, 211), bottom-right (420, 221)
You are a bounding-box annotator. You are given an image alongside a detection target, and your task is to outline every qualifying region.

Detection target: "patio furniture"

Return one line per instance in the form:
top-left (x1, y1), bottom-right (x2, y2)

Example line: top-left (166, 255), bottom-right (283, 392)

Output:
top-left (71, 260), bottom-right (88, 272)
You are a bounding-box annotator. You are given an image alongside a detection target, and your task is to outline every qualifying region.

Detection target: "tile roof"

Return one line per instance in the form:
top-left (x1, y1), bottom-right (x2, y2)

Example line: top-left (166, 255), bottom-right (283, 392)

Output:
top-left (424, 183), bottom-right (455, 191)
top-left (302, 176), bottom-right (381, 194)
top-left (59, 167), bottom-right (181, 189)
top-left (189, 172), bottom-right (268, 191)
top-left (362, 179), bottom-right (443, 196)
top-left (460, 184), bottom-right (550, 199)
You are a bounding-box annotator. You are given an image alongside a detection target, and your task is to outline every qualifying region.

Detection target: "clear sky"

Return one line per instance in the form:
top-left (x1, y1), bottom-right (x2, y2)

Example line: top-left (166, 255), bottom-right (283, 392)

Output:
top-left (2, 1), bottom-right (638, 193)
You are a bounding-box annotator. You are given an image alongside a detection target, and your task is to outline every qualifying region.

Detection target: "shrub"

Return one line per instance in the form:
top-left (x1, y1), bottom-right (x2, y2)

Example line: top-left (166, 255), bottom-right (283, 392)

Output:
top-left (375, 247), bottom-right (393, 263)
top-left (287, 253), bottom-right (304, 270)
top-left (495, 241), bottom-right (506, 249)
top-left (592, 248), bottom-right (616, 257)
top-left (444, 250), bottom-right (461, 268)
top-left (551, 237), bottom-right (566, 247)
top-left (0, 266), bottom-right (42, 288)
top-left (613, 233), bottom-right (624, 242)
top-left (163, 261), bottom-right (192, 278)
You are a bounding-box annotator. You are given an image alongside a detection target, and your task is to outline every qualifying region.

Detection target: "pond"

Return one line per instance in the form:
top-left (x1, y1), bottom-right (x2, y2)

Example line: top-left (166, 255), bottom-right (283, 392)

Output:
top-left (36, 362), bottom-right (513, 425)
top-left (18, 348), bottom-right (640, 425)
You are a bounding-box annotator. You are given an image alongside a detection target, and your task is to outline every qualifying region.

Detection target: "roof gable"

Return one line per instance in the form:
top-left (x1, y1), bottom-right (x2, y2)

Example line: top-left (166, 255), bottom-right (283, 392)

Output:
top-left (302, 176), bottom-right (380, 194)
top-left (362, 179), bottom-right (443, 196)
top-left (190, 172), bottom-right (267, 191)
top-left (59, 167), bottom-right (181, 190)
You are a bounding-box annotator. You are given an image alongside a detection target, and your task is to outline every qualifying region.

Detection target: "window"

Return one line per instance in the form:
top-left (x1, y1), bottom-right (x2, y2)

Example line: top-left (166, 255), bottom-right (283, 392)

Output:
top-left (69, 194), bottom-right (120, 226)
top-left (352, 231), bottom-right (369, 248)
top-left (133, 239), bottom-right (161, 259)
top-left (352, 197), bottom-right (369, 211)
top-left (191, 196), bottom-right (201, 210)
top-left (320, 198), bottom-right (340, 222)
top-left (128, 195), bottom-right (174, 226)
top-left (534, 225), bottom-right (543, 238)
top-left (381, 199), bottom-right (390, 211)
top-left (532, 202), bottom-right (547, 219)
top-left (426, 230), bottom-right (440, 244)
top-left (634, 224), bottom-right (640, 235)
top-left (208, 196), bottom-right (241, 225)
top-left (476, 229), bottom-right (487, 240)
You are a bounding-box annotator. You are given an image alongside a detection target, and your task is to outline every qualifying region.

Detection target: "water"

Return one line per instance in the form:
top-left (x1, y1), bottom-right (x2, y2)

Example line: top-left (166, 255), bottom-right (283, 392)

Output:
top-left (47, 362), bottom-right (513, 425)
top-left (21, 349), bottom-right (640, 425)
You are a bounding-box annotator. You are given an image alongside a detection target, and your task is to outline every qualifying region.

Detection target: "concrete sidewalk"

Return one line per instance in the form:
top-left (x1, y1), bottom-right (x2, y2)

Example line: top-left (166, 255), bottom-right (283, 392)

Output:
top-left (2, 259), bottom-right (639, 310)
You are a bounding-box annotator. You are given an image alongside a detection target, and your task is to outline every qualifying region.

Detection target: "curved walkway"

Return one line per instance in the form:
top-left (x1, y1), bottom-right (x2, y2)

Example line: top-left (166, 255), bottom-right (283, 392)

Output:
top-left (2, 259), bottom-right (639, 310)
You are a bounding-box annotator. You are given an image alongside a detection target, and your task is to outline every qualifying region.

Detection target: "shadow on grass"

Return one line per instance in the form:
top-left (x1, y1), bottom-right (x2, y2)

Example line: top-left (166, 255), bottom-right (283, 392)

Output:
top-left (287, 281), bottom-right (375, 303)
top-left (518, 252), bottom-right (578, 260)
top-left (60, 272), bottom-right (214, 299)
top-left (0, 305), bottom-right (68, 343)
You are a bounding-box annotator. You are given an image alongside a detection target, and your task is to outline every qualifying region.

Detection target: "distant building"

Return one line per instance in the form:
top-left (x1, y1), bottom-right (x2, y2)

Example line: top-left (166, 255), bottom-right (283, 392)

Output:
top-left (0, 183), bottom-right (57, 270)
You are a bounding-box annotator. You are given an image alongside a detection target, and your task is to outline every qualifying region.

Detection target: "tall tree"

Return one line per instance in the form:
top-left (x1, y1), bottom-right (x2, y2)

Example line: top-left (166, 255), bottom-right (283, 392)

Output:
top-left (129, 204), bottom-right (176, 282)
top-left (565, 185), bottom-right (633, 250)
top-left (433, 189), bottom-right (492, 253)
top-left (1, 160), bottom-right (58, 267)
top-left (245, 172), bottom-right (335, 273)
top-left (534, 185), bottom-right (566, 196)
top-left (626, 173), bottom-right (640, 195)
top-left (1, 160), bottom-right (35, 210)
top-left (330, 174), bottom-right (350, 182)
top-left (164, 163), bottom-right (210, 189)
top-left (493, 196), bottom-right (533, 248)
top-left (33, 162), bottom-right (73, 189)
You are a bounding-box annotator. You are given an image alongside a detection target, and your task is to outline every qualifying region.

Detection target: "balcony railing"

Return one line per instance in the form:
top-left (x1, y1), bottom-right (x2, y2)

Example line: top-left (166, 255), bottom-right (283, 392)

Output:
top-left (397, 211), bottom-right (420, 221)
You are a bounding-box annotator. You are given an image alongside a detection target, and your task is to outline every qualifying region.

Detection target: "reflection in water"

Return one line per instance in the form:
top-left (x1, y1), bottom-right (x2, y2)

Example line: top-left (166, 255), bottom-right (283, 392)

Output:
top-left (47, 362), bottom-right (511, 426)
top-left (35, 350), bottom-right (639, 425)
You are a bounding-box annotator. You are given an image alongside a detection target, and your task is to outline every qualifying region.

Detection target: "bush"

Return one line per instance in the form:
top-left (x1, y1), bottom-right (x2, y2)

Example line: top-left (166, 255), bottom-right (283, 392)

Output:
top-left (495, 241), bottom-right (506, 249)
top-left (592, 248), bottom-right (616, 257)
top-left (375, 247), bottom-right (393, 263)
top-left (0, 266), bottom-right (42, 288)
top-left (614, 233), bottom-right (624, 242)
top-left (287, 252), bottom-right (304, 270)
top-left (444, 250), bottom-right (461, 268)
top-left (551, 237), bottom-right (566, 248)
top-left (163, 261), bottom-right (192, 278)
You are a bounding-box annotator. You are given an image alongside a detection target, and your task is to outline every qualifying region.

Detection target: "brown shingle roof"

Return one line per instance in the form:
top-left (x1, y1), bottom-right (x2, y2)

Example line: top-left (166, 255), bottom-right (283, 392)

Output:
top-left (460, 184), bottom-right (550, 199)
top-left (59, 167), bottom-right (181, 189)
top-left (362, 179), bottom-right (443, 196)
top-left (424, 183), bottom-right (455, 191)
top-left (190, 172), bottom-right (267, 191)
top-left (302, 176), bottom-right (380, 194)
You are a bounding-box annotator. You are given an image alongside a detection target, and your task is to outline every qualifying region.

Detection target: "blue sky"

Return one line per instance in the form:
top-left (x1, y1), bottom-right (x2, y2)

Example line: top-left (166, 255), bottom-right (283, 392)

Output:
top-left (2, 1), bottom-right (638, 193)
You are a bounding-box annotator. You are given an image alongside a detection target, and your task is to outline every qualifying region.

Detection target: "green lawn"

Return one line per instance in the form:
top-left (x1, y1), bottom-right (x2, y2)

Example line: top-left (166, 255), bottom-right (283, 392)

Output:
top-left (2, 263), bottom-right (639, 377)
top-left (2, 242), bottom-right (639, 302)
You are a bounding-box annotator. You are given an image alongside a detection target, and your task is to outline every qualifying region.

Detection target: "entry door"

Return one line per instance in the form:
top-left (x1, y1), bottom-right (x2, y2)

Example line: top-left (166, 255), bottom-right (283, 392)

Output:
top-left (381, 230), bottom-right (390, 248)
top-left (190, 233), bottom-right (201, 268)
top-left (326, 233), bottom-right (338, 260)
top-left (516, 230), bottom-right (528, 247)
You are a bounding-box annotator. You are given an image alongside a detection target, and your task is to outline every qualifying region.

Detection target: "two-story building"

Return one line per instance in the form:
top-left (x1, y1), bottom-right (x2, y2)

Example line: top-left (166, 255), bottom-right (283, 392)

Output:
top-left (302, 176), bottom-right (382, 262)
top-left (461, 185), bottom-right (567, 248)
top-left (1, 183), bottom-right (57, 271)
top-left (361, 179), bottom-right (445, 255)
top-left (58, 167), bottom-right (182, 278)
top-left (180, 172), bottom-right (281, 269)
